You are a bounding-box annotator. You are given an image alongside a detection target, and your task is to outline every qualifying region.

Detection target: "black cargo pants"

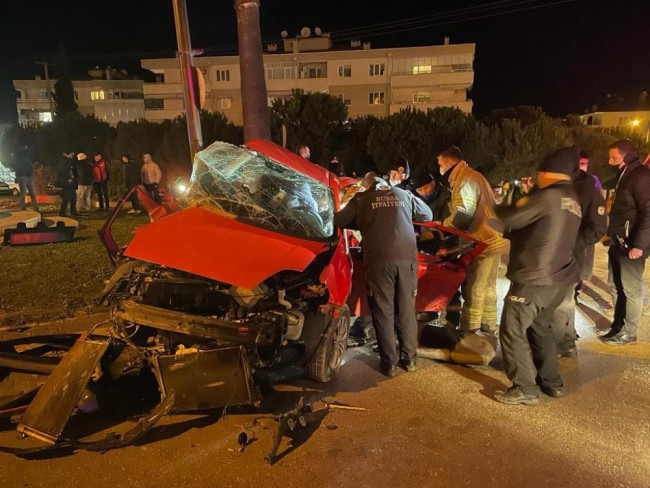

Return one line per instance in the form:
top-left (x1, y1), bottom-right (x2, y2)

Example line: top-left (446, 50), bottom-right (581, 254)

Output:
top-left (500, 282), bottom-right (569, 395)
top-left (365, 259), bottom-right (419, 366)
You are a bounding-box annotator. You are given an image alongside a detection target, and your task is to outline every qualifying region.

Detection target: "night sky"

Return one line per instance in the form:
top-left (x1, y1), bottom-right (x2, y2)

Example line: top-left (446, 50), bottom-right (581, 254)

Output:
top-left (0, 0), bottom-right (648, 125)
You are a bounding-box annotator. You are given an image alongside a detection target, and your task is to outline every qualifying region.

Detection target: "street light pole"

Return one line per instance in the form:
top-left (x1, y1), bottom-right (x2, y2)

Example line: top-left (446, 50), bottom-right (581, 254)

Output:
top-left (171, 0), bottom-right (203, 161)
top-left (35, 60), bottom-right (56, 118)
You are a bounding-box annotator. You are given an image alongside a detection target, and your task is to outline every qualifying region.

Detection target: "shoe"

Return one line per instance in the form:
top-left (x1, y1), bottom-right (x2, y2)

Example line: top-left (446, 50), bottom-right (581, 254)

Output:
top-left (494, 387), bottom-right (540, 406)
top-left (379, 361), bottom-right (398, 378)
top-left (596, 328), bottom-right (619, 338)
top-left (127, 209), bottom-right (137, 214)
top-left (540, 385), bottom-right (565, 398)
top-left (601, 333), bottom-right (637, 345)
top-left (401, 359), bottom-right (418, 372)
top-left (558, 346), bottom-right (577, 358)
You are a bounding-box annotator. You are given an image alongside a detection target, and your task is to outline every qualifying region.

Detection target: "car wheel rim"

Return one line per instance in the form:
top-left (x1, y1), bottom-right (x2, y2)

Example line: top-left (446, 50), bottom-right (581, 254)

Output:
top-left (330, 314), bottom-right (349, 370)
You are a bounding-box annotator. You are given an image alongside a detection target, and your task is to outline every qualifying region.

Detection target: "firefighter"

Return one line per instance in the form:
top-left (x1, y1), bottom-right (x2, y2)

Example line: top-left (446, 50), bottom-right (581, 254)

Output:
top-left (334, 176), bottom-right (433, 377)
top-left (491, 147), bottom-right (582, 405)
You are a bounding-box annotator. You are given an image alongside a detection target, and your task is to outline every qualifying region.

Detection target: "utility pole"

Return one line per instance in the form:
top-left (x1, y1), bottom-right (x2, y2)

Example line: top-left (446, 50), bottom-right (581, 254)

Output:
top-left (234, 0), bottom-right (271, 142)
top-left (35, 60), bottom-right (55, 117)
top-left (171, 0), bottom-right (203, 161)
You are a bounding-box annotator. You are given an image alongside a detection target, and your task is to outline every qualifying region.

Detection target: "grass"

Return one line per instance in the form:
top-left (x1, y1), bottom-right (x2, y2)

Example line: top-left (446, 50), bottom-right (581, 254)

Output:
top-left (0, 207), bottom-right (148, 326)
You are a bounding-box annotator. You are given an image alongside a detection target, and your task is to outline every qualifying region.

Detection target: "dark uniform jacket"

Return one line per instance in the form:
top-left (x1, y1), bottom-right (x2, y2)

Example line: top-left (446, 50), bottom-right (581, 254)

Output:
top-left (574, 170), bottom-right (607, 280)
top-left (334, 183), bottom-right (433, 265)
top-left (77, 160), bottom-right (94, 186)
top-left (608, 157), bottom-right (650, 255)
top-left (56, 156), bottom-right (78, 189)
top-left (495, 181), bottom-right (581, 286)
top-left (14, 147), bottom-right (34, 178)
top-left (124, 160), bottom-right (142, 188)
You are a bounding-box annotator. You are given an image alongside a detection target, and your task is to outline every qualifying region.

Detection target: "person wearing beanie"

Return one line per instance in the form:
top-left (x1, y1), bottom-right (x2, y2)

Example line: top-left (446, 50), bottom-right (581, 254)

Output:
top-left (437, 146), bottom-right (508, 337)
top-left (75, 153), bottom-right (94, 213)
top-left (490, 146), bottom-right (582, 405)
top-left (599, 140), bottom-right (650, 345)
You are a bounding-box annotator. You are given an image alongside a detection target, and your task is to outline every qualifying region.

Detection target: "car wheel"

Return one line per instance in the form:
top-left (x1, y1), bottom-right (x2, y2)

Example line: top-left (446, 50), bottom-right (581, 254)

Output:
top-left (11, 188), bottom-right (19, 197)
top-left (305, 305), bottom-right (350, 383)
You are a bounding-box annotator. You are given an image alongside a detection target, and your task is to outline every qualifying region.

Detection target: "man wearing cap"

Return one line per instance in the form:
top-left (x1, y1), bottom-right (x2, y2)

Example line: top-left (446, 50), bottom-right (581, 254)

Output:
top-left (387, 158), bottom-right (413, 191)
top-left (437, 146), bottom-right (508, 336)
top-left (491, 147), bottom-right (582, 405)
top-left (334, 176), bottom-right (433, 377)
top-left (599, 140), bottom-right (650, 345)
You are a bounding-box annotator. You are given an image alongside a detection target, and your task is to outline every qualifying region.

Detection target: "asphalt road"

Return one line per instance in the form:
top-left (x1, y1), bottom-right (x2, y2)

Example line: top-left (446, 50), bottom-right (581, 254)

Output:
top-left (0, 246), bottom-right (649, 488)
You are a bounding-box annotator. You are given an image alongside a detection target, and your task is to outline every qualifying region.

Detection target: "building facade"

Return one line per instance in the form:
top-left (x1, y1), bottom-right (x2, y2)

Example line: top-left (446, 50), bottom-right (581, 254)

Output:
top-left (579, 110), bottom-right (650, 129)
top-left (13, 74), bottom-right (145, 127)
top-left (141, 36), bottom-right (475, 125)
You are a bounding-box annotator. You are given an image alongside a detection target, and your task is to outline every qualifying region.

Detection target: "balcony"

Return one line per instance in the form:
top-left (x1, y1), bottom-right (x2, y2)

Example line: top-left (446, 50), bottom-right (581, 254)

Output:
top-left (389, 99), bottom-right (473, 115)
top-left (390, 70), bottom-right (474, 89)
top-left (144, 82), bottom-right (183, 97)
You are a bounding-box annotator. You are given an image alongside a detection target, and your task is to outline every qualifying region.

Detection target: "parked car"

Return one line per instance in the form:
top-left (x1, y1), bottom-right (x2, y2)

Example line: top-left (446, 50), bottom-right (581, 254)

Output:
top-left (0, 180), bottom-right (19, 196)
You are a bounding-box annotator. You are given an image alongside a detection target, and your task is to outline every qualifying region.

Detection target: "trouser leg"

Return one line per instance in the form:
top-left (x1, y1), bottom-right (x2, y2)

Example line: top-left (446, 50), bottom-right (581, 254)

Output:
top-left (529, 287), bottom-right (565, 389)
top-left (83, 186), bottom-right (92, 211)
top-left (129, 191), bottom-right (140, 210)
top-left (366, 262), bottom-right (398, 366)
top-left (101, 181), bottom-right (110, 209)
top-left (552, 282), bottom-right (578, 352)
top-left (60, 186), bottom-right (70, 215)
top-left (394, 260), bottom-right (419, 361)
top-left (616, 251), bottom-right (646, 336)
top-left (460, 253), bottom-right (501, 333)
top-left (26, 177), bottom-right (39, 211)
top-left (93, 182), bottom-right (103, 209)
top-left (608, 249), bottom-right (624, 332)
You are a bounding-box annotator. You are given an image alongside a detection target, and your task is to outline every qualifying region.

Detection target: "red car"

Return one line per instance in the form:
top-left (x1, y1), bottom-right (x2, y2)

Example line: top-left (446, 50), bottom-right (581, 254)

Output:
top-left (0, 139), bottom-right (484, 451)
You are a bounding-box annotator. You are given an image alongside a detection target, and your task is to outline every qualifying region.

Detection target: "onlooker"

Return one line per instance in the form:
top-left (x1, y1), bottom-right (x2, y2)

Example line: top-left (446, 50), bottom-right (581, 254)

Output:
top-left (76, 153), bottom-right (93, 213)
top-left (438, 146), bottom-right (508, 335)
top-left (579, 151), bottom-right (602, 191)
top-left (14, 144), bottom-right (39, 212)
top-left (387, 158), bottom-right (411, 190)
top-left (92, 153), bottom-right (110, 211)
top-left (57, 151), bottom-right (78, 217)
top-left (414, 173), bottom-right (451, 222)
top-left (122, 154), bottom-right (141, 213)
top-left (600, 140), bottom-right (650, 345)
top-left (141, 153), bottom-right (162, 204)
top-left (334, 176), bottom-right (433, 377)
top-left (297, 145), bottom-right (311, 160)
top-left (492, 147), bottom-right (582, 405)
top-left (328, 156), bottom-right (345, 176)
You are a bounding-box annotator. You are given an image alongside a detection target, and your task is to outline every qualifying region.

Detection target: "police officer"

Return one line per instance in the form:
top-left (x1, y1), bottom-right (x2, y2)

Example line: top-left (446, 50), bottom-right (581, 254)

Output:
top-left (600, 140), bottom-right (650, 345)
top-left (491, 147), bottom-right (582, 405)
top-left (553, 154), bottom-right (608, 356)
top-left (334, 176), bottom-right (433, 377)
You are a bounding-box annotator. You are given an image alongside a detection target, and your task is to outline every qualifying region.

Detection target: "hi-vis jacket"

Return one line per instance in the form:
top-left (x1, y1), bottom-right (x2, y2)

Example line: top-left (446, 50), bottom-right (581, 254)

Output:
top-left (444, 161), bottom-right (508, 255)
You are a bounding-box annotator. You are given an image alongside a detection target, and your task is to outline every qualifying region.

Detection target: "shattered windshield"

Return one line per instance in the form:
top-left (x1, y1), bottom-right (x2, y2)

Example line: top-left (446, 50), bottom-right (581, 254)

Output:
top-left (184, 142), bottom-right (335, 240)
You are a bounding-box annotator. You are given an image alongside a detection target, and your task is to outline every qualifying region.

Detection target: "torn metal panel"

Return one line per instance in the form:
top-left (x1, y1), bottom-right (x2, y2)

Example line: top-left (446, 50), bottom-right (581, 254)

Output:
top-left (154, 346), bottom-right (257, 412)
top-left (17, 335), bottom-right (110, 445)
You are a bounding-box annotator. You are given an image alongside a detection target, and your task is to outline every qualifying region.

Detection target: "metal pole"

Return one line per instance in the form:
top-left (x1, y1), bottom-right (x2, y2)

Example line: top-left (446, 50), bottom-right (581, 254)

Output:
top-left (234, 0), bottom-right (271, 142)
top-left (171, 0), bottom-right (203, 161)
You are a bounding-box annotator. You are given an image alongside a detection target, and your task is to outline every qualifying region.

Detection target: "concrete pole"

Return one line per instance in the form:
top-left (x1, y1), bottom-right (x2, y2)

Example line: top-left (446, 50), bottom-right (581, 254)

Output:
top-left (35, 60), bottom-right (55, 117)
top-left (171, 0), bottom-right (203, 161)
top-left (234, 0), bottom-right (271, 142)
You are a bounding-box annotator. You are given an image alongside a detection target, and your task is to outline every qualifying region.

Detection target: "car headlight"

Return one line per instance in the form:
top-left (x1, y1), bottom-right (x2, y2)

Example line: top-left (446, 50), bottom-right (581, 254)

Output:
top-left (176, 183), bottom-right (188, 193)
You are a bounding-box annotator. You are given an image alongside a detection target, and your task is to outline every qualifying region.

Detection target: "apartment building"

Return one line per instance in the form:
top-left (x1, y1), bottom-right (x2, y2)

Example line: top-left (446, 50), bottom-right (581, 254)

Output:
top-left (580, 110), bottom-right (650, 129)
top-left (13, 68), bottom-right (145, 126)
top-left (141, 33), bottom-right (475, 125)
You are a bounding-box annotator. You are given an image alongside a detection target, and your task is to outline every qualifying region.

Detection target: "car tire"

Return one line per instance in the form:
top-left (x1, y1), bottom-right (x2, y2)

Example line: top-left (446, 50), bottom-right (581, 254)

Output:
top-left (305, 305), bottom-right (350, 383)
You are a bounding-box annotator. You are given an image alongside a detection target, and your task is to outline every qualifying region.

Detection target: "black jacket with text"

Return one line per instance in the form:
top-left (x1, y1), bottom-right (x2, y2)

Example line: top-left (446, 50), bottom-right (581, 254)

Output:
top-left (495, 181), bottom-right (581, 286)
top-left (334, 183), bottom-right (432, 266)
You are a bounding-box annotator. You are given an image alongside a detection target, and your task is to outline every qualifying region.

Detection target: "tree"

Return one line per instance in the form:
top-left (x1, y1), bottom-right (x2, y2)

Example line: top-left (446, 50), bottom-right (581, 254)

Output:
top-left (333, 116), bottom-right (378, 177)
top-left (269, 89), bottom-right (348, 165)
top-left (52, 47), bottom-right (78, 117)
top-left (484, 106), bottom-right (545, 127)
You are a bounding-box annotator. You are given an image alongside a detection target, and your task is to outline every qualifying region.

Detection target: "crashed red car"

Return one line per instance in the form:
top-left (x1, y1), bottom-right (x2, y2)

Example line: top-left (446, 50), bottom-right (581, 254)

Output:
top-left (0, 139), bottom-right (484, 452)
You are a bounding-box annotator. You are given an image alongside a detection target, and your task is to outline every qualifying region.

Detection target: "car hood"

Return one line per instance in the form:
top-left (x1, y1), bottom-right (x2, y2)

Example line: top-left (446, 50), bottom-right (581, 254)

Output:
top-left (123, 207), bottom-right (329, 289)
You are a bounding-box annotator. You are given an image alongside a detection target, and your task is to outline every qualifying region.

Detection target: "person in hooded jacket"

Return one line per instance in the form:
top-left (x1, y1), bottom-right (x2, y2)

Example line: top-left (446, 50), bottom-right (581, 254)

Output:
top-left (14, 144), bottom-right (39, 212)
top-left (599, 140), bottom-right (650, 345)
top-left (92, 153), bottom-right (110, 211)
top-left (76, 153), bottom-right (94, 213)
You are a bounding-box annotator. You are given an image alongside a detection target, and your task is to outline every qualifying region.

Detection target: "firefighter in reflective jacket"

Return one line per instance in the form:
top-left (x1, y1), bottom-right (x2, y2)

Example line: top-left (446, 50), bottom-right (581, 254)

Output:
top-left (490, 147), bottom-right (582, 405)
top-left (334, 176), bottom-right (433, 377)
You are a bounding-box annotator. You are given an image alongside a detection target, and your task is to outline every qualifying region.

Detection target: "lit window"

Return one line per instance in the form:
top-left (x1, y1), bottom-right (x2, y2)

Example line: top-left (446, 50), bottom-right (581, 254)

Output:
top-left (412, 65), bottom-right (432, 74)
top-left (413, 92), bottom-right (431, 103)
top-left (368, 91), bottom-right (385, 105)
top-left (338, 65), bottom-right (352, 77)
top-left (369, 63), bottom-right (385, 76)
top-left (216, 69), bottom-right (230, 82)
top-left (338, 93), bottom-right (351, 106)
top-left (91, 90), bottom-right (105, 101)
top-left (215, 96), bottom-right (232, 109)
top-left (38, 112), bottom-right (53, 122)
top-left (39, 90), bottom-right (49, 99)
